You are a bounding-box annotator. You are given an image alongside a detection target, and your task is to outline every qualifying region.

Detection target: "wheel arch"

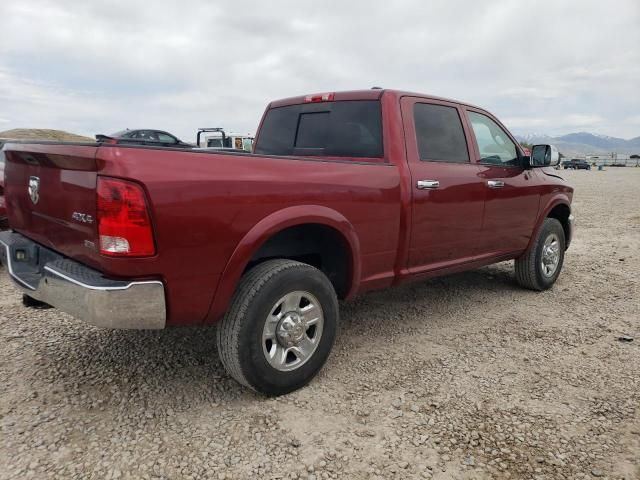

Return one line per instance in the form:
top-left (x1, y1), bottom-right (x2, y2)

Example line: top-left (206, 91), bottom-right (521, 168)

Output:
top-left (205, 205), bottom-right (361, 323)
top-left (528, 196), bottom-right (573, 251)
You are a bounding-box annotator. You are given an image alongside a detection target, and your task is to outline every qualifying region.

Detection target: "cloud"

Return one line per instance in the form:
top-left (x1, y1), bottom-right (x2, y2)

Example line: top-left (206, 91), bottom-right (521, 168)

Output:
top-left (626, 115), bottom-right (640, 125)
top-left (562, 114), bottom-right (604, 127)
top-left (0, 0), bottom-right (638, 139)
top-left (501, 116), bottom-right (548, 128)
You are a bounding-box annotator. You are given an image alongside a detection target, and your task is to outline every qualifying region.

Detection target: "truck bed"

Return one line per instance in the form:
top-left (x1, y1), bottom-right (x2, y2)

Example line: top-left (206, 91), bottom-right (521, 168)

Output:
top-left (3, 142), bottom-right (402, 326)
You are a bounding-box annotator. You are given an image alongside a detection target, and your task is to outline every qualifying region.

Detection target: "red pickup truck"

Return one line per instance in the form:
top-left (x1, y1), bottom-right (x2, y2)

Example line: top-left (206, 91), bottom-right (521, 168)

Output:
top-left (0, 89), bottom-right (573, 395)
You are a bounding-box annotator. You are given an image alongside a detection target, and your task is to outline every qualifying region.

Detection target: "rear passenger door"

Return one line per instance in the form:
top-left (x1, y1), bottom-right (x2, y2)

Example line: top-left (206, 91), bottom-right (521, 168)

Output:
top-left (401, 97), bottom-right (486, 272)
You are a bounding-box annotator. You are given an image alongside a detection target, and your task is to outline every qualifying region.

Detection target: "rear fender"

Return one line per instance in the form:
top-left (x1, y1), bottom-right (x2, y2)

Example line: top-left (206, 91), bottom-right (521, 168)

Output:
top-left (205, 205), bottom-right (361, 323)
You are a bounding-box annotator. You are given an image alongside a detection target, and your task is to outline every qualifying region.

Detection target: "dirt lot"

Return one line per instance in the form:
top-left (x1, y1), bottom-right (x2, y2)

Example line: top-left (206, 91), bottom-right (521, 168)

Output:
top-left (1, 168), bottom-right (638, 480)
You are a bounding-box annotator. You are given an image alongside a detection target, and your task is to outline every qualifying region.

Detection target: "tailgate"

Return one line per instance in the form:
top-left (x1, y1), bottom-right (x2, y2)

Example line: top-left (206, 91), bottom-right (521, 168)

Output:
top-left (3, 143), bottom-right (99, 262)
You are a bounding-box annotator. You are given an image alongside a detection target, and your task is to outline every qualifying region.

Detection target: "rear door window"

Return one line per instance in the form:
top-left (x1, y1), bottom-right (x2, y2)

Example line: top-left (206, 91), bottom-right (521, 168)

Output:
top-left (133, 130), bottom-right (159, 142)
top-left (254, 100), bottom-right (383, 159)
top-left (414, 103), bottom-right (469, 163)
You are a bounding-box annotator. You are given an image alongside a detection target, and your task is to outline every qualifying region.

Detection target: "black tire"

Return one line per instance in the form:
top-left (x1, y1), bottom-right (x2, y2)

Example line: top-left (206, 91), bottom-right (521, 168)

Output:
top-left (216, 259), bottom-right (339, 396)
top-left (515, 218), bottom-right (566, 291)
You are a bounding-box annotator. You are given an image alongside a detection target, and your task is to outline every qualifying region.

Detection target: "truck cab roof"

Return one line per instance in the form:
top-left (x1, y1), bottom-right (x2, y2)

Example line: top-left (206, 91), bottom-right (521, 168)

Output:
top-left (268, 89), bottom-right (483, 111)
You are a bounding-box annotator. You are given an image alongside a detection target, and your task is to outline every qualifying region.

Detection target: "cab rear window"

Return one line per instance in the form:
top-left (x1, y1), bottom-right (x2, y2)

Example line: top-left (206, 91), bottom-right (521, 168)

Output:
top-left (254, 100), bottom-right (383, 159)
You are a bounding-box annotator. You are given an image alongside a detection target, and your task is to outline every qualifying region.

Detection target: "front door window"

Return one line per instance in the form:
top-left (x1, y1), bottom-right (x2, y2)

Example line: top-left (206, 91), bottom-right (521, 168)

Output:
top-left (468, 112), bottom-right (519, 167)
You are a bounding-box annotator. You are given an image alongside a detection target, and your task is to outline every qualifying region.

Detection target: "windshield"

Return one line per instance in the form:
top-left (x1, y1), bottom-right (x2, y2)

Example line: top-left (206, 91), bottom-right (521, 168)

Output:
top-left (254, 100), bottom-right (383, 158)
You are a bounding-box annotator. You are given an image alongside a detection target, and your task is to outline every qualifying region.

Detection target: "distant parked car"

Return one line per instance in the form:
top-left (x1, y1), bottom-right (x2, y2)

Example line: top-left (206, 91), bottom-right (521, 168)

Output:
top-left (96, 129), bottom-right (193, 148)
top-left (563, 159), bottom-right (591, 170)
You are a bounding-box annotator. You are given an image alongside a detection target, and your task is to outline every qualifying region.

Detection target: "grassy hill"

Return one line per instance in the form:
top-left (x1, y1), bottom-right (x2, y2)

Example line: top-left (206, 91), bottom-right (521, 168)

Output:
top-left (0, 128), bottom-right (93, 142)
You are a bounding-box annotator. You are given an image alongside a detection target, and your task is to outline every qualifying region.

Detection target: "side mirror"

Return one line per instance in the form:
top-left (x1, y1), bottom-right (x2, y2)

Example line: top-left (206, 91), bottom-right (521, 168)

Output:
top-left (530, 144), bottom-right (560, 167)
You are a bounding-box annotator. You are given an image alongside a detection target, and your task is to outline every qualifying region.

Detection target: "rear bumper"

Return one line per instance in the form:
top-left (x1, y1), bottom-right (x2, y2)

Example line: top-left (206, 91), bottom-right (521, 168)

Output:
top-left (0, 231), bottom-right (166, 329)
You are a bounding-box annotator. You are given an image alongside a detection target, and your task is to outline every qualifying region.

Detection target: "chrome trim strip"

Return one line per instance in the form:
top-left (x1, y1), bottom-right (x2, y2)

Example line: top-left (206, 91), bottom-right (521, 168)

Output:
top-left (43, 265), bottom-right (163, 292)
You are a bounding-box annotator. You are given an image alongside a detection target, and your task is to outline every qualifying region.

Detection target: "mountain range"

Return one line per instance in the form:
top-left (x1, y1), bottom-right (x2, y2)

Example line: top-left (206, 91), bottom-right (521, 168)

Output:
top-left (515, 132), bottom-right (640, 156)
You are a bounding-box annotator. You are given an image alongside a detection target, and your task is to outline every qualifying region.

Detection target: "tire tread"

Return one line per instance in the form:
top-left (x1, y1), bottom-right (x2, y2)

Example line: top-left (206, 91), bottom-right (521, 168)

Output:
top-left (515, 217), bottom-right (564, 291)
top-left (216, 259), bottom-right (319, 391)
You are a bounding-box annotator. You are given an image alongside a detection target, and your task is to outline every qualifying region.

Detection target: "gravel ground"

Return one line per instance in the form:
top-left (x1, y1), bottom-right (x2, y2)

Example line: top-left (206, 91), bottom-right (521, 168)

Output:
top-left (1, 168), bottom-right (639, 480)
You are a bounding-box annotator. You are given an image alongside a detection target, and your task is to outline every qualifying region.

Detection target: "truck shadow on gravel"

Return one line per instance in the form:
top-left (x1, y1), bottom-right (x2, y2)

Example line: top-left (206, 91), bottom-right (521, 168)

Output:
top-left (28, 264), bottom-right (521, 403)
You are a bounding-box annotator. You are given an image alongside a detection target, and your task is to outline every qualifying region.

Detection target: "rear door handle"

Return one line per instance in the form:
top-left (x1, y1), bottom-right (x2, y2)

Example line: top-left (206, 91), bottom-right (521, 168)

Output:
top-left (487, 180), bottom-right (505, 189)
top-left (417, 180), bottom-right (440, 189)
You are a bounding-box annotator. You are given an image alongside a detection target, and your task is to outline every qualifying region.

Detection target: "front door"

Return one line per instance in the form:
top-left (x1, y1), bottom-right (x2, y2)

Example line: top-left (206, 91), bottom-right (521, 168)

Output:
top-left (401, 97), bottom-right (486, 272)
top-left (464, 109), bottom-right (541, 255)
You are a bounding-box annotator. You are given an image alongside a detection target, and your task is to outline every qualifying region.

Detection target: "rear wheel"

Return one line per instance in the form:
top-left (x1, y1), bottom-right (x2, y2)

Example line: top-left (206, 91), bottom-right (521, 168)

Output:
top-left (515, 218), bottom-right (565, 291)
top-left (216, 259), bottom-right (338, 396)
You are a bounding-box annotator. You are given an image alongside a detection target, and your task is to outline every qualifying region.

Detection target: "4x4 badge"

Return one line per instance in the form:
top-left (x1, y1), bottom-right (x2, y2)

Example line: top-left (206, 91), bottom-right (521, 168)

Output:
top-left (28, 176), bottom-right (40, 204)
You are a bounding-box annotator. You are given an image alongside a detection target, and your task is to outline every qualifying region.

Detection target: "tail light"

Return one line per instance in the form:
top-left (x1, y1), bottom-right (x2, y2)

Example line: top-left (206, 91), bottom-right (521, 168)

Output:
top-left (304, 92), bottom-right (335, 103)
top-left (97, 177), bottom-right (155, 257)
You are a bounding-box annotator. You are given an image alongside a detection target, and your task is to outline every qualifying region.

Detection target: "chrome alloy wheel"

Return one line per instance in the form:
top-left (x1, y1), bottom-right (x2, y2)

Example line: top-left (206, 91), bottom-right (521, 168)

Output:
top-left (541, 233), bottom-right (561, 277)
top-left (262, 291), bottom-right (324, 372)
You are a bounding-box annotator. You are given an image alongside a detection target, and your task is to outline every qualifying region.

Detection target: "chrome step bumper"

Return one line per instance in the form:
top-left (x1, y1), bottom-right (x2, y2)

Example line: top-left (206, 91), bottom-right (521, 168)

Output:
top-left (0, 231), bottom-right (166, 329)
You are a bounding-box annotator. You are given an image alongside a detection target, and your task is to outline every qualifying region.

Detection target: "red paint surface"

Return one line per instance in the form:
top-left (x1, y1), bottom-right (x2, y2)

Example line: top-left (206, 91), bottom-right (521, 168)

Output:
top-left (3, 90), bottom-right (573, 326)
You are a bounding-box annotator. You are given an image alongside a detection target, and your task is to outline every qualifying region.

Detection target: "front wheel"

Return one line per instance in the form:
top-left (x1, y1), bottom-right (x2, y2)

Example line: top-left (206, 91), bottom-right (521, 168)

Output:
top-left (515, 218), bottom-right (566, 291)
top-left (216, 259), bottom-right (338, 396)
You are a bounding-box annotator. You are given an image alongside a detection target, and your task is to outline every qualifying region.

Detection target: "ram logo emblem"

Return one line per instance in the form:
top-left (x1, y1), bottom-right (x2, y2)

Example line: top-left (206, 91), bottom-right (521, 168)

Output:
top-left (28, 176), bottom-right (40, 204)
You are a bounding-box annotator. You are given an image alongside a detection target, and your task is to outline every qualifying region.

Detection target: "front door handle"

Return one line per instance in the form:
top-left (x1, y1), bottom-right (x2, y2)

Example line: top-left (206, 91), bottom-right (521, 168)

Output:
top-left (487, 180), bottom-right (505, 189)
top-left (417, 180), bottom-right (440, 189)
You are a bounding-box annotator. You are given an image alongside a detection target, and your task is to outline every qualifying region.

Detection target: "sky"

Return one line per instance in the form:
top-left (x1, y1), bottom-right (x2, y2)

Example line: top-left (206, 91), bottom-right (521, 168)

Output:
top-left (0, 0), bottom-right (639, 141)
